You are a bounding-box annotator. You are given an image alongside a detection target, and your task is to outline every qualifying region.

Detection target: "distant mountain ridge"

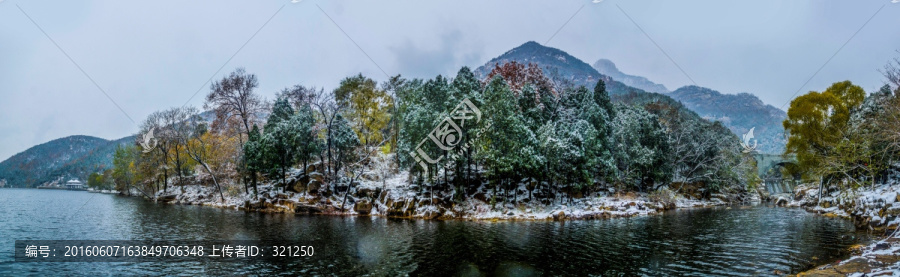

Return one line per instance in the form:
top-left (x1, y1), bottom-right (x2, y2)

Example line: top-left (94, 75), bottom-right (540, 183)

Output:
top-left (474, 41), bottom-right (785, 153)
top-left (592, 59), bottom-right (669, 93)
top-left (669, 86), bottom-right (786, 153)
top-left (0, 111), bottom-right (218, 188)
top-left (0, 135), bottom-right (134, 188)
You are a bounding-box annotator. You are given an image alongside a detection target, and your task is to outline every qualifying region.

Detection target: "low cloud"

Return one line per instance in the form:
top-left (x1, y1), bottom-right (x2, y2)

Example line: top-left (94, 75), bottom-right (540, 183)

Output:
top-left (390, 29), bottom-right (483, 79)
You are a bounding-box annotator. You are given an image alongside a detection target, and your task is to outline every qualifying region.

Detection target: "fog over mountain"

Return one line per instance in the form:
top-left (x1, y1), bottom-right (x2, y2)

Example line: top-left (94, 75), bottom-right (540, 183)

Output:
top-left (593, 59), bottom-right (669, 94)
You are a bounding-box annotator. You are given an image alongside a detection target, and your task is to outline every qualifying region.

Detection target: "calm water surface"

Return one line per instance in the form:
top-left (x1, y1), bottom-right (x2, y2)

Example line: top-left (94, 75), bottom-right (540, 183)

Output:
top-left (0, 188), bottom-right (868, 276)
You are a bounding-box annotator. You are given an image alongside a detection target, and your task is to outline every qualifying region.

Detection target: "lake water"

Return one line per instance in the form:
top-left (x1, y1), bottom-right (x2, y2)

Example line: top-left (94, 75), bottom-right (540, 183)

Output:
top-left (0, 188), bottom-right (868, 276)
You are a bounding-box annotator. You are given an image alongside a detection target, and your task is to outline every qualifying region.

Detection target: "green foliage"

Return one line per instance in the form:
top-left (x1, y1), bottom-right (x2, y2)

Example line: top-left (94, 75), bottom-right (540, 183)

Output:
top-left (0, 135), bottom-right (129, 188)
top-left (594, 79), bottom-right (615, 119)
top-left (543, 85), bottom-right (605, 189)
top-left (112, 144), bottom-right (141, 191)
top-left (478, 76), bottom-right (531, 184)
top-left (647, 101), bottom-right (744, 191)
top-left (267, 97), bottom-right (295, 127)
top-left (86, 170), bottom-right (113, 190)
top-left (12, 62), bottom-right (754, 202)
top-left (242, 125), bottom-right (264, 192)
top-left (295, 104), bottom-right (322, 170)
top-left (330, 114), bottom-right (360, 173)
top-left (392, 64), bottom-right (743, 197)
top-left (611, 104), bottom-right (671, 191)
top-left (784, 81), bottom-right (866, 184)
top-left (261, 97), bottom-right (320, 191)
top-left (648, 187), bottom-right (676, 205)
top-left (335, 74), bottom-right (393, 146)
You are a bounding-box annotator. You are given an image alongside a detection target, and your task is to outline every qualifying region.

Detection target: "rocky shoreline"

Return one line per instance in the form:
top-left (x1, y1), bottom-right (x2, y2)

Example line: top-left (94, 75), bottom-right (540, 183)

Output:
top-left (127, 173), bottom-right (900, 275)
top-left (788, 182), bottom-right (900, 276)
top-left (141, 171), bottom-right (738, 222)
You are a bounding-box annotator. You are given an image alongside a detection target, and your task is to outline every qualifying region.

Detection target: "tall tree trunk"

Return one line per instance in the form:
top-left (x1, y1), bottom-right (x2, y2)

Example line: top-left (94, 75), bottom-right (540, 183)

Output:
top-left (200, 162), bottom-right (225, 202)
top-left (163, 170), bottom-right (168, 193)
top-left (251, 171), bottom-right (258, 196)
top-left (514, 178), bottom-right (518, 204)
top-left (282, 165), bottom-right (287, 193)
top-left (175, 145), bottom-right (183, 187)
top-left (327, 128), bottom-right (334, 178)
top-left (817, 178), bottom-right (824, 206)
top-left (238, 125), bottom-right (248, 194)
top-left (341, 177), bottom-right (356, 212)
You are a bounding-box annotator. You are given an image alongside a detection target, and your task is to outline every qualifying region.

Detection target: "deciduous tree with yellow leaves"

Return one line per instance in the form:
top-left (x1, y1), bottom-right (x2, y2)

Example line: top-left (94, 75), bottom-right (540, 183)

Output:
top-left (334, 74), bottom-right (394, 148)
top-left (783, 81), bottom-right (865, 185)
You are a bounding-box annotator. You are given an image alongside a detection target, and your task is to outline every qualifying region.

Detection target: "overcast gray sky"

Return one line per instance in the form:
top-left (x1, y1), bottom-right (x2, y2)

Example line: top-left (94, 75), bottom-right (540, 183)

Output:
top-left (1, 0), bottom-right (898, 161)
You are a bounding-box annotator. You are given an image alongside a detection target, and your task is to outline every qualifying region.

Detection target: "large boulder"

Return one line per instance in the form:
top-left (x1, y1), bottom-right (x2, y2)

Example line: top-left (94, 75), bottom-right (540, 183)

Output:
top-left (775, 197), bottom-right (789, 207)
top-left (356, 187), bottom-right (376, 199)
top-left (405, 200), bottom-right (417, 216)
top-left (294, 203), bottom-right (322, 214)
top-left (293, 182), bottom-right (306, 194)
top-left (354, 200), bottom-right (373, 214)
top-left (309, 172), bottom-right (325, 183)
top-left (280, 199), bottom-right (298, 211)
top-left (552, 210), bottom-right (566, 221)
top-left (710, 193), bottom-right (730, 203)
top-left (385, 198), bottom-right (411, 217)
top-left (307, 180), bottom-right (322, 195)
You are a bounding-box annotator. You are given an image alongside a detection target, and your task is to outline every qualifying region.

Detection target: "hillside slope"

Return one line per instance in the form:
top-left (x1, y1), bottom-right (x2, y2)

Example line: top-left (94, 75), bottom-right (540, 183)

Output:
top-left (474, 41), bottom-right (646, 96)
top-left (669, 86), bottom-right (786, 153)
top-left (0, 135), bottom-right (134, 188)
top-left (474, 41), bottom-right (785, 153)
top-left (592, 58), bottom-right (669, 93)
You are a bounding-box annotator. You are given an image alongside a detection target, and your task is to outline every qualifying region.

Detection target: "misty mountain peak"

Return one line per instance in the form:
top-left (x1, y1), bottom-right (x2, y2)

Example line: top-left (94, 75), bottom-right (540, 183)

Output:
top-left (593, 58), bottom-right (619, 72)
top-left (591, 59), bottom-right (669, 94)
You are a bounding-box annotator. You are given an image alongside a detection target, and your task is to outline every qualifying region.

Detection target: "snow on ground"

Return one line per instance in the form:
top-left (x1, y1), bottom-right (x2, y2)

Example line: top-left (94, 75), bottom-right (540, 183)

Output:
top-left (791, 181), bottom-right (900, 224)
top-left (138, 170), bottom-right (730, 221)
top-left (792, 181), bottom-right (900, 275)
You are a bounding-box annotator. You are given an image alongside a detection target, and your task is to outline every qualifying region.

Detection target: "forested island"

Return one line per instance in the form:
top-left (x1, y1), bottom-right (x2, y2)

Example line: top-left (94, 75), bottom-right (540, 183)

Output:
top-left (90, 61), bottom-right (757, 218)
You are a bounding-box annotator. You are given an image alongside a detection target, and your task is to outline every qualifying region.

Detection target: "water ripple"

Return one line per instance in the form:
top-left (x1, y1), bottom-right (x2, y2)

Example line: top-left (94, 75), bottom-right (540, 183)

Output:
top-left (0, 189), bottom-right (869, 276)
